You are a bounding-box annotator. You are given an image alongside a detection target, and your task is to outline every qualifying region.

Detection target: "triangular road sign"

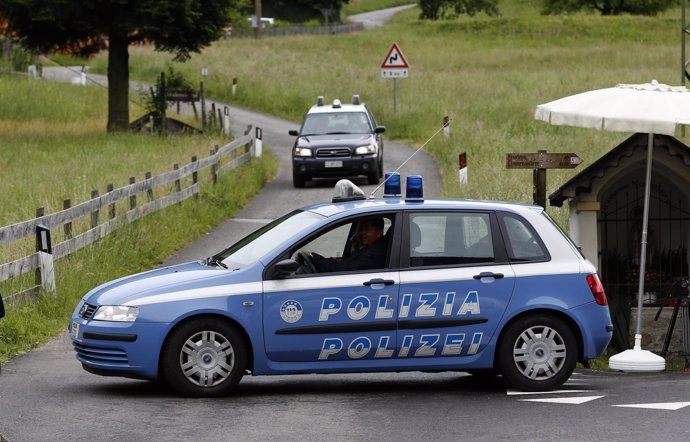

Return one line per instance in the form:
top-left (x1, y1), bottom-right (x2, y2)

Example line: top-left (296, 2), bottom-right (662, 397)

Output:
top-left (381, 43), bottom-right (409, 69)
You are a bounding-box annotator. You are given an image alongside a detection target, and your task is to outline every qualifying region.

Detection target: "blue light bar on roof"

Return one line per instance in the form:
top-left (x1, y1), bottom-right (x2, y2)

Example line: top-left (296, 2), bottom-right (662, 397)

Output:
top-left (405, 175), bottom-right (424, 201)
top-left (383, 172), bottom-right (401, 198)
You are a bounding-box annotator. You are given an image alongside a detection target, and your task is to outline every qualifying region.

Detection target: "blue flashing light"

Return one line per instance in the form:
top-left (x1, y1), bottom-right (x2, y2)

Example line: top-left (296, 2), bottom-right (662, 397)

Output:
top-left (383, 172), bottom-right (401, 197)
top-left (406, 175), bottom-right (424, 201)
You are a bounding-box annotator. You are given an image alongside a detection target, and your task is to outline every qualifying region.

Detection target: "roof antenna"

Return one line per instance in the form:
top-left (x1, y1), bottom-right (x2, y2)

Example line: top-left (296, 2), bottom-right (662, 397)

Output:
top-left (369, 117), bottom-right (452, 198)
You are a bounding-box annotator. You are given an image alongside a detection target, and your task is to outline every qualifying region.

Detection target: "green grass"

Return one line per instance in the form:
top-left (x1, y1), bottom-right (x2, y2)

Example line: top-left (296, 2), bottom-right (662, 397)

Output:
top-left (86, 6), bottom-right (685, 229)
top-left (0, 74), bottom-right (278, 363)
top-left (2, 1), bottom-right (688, 367)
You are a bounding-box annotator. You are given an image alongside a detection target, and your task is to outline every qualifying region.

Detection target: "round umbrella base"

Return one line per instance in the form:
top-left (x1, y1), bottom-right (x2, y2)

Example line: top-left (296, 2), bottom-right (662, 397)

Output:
top-left (609, 349), bottom-right (665, 372)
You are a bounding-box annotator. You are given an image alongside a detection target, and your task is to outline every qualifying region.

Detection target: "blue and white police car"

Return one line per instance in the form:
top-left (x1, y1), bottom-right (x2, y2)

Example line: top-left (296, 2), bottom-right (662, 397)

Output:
top-left (69, 175), bottom-right (612, 397)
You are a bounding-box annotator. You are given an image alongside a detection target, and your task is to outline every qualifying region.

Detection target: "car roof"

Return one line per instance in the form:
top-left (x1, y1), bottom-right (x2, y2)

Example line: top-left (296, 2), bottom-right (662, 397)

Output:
top-left (306, 103), bottom-right (368, 115)
top-left (303, 197), bottom-right (544, 219)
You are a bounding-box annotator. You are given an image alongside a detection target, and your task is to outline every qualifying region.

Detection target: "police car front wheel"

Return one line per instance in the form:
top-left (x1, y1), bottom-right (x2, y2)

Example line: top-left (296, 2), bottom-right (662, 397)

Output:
top-left (497, 315), bottom-right (577, 392)
top-left (161, 318), bottom-right (247, 397)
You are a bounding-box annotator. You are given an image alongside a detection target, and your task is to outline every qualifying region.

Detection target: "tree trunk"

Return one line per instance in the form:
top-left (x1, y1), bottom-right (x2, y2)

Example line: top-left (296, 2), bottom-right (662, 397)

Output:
top-left (107, 30), bottom-right (130, 132)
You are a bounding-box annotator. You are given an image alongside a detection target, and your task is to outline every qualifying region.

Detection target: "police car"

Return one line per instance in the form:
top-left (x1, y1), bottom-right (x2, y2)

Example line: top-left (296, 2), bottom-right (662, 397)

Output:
top-left (69, 175), bottom-right (612, 397)
top-left (289, 95), bottom-right (385, 188)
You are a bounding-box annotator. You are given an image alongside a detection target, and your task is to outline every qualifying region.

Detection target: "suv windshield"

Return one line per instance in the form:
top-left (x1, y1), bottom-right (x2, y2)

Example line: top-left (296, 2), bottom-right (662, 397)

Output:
top-left (301, 112), bottom-right (371, 135)
top-left (214, 210), bottom-right (324, 269)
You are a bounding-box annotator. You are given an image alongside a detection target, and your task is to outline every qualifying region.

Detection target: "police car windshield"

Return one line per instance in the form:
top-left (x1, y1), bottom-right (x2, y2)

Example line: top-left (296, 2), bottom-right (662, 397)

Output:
top-left (301, 112), bottom-right (371, 135)
top-left (214, 210), bottom-right (324, 269)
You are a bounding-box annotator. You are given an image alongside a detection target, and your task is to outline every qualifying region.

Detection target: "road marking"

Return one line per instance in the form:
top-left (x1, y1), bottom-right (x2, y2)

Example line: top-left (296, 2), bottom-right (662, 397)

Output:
top-left (506, 389), bottom-right (592, 396)
top-left (611, 402), bottom-right (690, 410)
top-left (518, 396), bottom-right (604, 405)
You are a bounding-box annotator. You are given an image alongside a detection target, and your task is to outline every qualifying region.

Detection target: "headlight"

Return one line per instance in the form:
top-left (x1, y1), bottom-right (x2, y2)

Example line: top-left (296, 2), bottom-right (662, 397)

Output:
top-left (93, 305), bottom-right (139, 322)
top-left (294, 147), bottom-right (312, 157)
top-left (355, 145), bottom-right (375, 155)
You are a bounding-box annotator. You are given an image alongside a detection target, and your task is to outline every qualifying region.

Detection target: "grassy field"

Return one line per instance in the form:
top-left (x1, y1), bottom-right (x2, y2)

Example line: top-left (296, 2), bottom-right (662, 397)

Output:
top-left (0, 74), bottom-right (277, 362)
top-left (86, 5), bottom-right (686, 229)
top-left (2, 2), bottom-right (688, 364)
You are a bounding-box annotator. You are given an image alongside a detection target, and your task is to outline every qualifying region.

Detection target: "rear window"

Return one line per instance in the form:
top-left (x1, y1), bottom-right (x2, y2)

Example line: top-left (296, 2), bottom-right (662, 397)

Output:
top-left (499, 214), bottom-right (549, 261)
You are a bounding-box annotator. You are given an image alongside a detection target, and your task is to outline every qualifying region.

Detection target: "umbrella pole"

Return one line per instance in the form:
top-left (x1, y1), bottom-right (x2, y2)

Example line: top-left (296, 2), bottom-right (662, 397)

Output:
top-left (633, 133), bottom-right (655, 348)
top-left (608, 133), bottom-right (665, 372)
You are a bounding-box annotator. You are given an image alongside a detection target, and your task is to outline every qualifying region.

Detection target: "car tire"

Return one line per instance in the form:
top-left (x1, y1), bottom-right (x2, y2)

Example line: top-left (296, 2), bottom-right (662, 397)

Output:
top-left (496, 315), bottom-right (577, 391)
top-left (367, 172), bottom-right (380, 185)
top-left (161, 317), bottom-right (247, 397)
top-left (378, 158), bottom-right (383, 179)
top-left (293, 171), bottom-right (306, 188)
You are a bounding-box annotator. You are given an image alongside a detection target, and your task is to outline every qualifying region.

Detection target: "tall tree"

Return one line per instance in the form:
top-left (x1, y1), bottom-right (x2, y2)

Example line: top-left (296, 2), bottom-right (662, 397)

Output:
top-left (418, 0), bottom-right (499, 20)
top-left (541, 0), bottom-right (676, 15)
top-left (0, 0), bottom-right (245, 132)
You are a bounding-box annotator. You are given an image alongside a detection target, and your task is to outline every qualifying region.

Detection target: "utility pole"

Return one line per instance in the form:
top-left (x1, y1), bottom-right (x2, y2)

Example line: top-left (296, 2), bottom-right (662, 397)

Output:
top-left (254, 0), bottom-right (262, 40)
top-left (682, 0), bottom-right (689, 134)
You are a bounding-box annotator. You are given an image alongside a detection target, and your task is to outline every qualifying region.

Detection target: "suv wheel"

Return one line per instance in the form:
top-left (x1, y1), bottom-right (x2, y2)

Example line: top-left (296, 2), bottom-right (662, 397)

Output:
top-left (367, 172), bottom-right (380, 185)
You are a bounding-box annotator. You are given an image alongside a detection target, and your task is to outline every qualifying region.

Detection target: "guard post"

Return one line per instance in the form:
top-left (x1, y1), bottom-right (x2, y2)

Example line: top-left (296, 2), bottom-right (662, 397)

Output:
top-left (36, 224), bottom-right (56, 294)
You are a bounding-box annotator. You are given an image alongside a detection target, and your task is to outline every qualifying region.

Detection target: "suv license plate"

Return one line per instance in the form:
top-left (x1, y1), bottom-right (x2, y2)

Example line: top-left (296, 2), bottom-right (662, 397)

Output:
top-left (324, 161), bottom-right (343, 168)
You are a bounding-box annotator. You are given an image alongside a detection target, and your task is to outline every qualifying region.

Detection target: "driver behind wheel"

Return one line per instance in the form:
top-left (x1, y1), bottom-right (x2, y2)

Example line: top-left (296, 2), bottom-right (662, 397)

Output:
top-left (293, 217), bottom-right (387, 273)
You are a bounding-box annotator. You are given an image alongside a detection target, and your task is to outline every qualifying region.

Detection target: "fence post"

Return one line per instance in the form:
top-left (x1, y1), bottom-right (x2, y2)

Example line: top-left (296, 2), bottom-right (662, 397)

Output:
top-left (211, 146), bottom-right (219, 185)
top-left (36, 224), bottom-right (55, 294)
top-left (173, 164), bottom-right (181, 193)
top-left (63, 199), bottom-right (72, 239)
top-left (145, 172), bottom-right (154, 202)
top-left (91, 189), bottom-right (100, 228)
top-left (129, 177), bottom-right (137, 210)
top-left (107, 184), bottom-right (115, 219)
top-left (192, 156), bottom-right (199, 200)
top-left (34, 208), bottom-right (44, 287)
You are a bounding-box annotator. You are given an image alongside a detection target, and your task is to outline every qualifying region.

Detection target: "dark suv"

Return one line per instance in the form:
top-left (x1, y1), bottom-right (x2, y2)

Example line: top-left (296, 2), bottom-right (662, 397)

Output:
top-left (289, 95), bottom-right (386, 188)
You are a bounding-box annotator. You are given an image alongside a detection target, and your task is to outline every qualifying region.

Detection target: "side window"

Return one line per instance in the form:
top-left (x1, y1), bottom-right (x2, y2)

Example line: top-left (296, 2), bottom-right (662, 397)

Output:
top-left (409, 212), bottom-right (494, 267)
top-left (285, 214), bottom-right (394, 275)
top-left (501, 215), bottom-right (548, 261)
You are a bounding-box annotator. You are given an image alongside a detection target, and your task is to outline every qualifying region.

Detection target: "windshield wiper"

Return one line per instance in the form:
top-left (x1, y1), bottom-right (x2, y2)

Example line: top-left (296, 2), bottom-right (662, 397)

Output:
top-left (205, 256), bottom-right (228, 269)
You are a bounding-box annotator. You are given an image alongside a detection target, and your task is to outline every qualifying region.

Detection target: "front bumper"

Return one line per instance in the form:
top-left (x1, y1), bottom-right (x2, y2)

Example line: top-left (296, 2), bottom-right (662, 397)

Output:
top-left (292, 155), bottom-right (379, 178)
top-left (69, 317), bottom-right (169, 381)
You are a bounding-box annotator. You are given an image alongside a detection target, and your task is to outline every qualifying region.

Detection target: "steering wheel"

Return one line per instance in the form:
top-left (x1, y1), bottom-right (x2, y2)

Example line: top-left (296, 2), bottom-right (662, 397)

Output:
top-left (297, 251), bottom-right (318, 273)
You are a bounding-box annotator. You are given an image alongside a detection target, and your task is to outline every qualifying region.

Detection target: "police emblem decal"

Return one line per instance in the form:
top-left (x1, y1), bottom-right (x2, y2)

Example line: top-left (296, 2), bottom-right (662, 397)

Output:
top-left (280, 300), bottom-right (303, 323)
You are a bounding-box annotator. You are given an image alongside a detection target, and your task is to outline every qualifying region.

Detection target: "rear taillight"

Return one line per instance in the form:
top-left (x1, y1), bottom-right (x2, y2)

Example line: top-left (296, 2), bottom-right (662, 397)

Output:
top-left (587, 274), bottom-right (607, 306)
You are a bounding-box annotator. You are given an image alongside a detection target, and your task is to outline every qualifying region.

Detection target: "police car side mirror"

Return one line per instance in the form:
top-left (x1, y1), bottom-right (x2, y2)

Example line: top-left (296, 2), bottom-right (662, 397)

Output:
top-left (274, 259), bottom-right (300, 277)
top-left (289, 130), bottom-right (299, 136)
top-left (374, 126), bottom-right (386, 134)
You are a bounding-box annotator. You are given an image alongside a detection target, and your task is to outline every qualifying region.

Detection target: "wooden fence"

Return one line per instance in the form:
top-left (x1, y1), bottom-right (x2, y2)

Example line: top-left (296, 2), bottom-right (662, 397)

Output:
top-left (0, 126), bottom-right (261, 305)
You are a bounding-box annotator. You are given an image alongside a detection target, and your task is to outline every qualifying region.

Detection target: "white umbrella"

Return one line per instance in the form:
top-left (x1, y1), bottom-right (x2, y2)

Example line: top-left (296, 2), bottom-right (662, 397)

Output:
top-left (535, 80), bottom-right (690, 372)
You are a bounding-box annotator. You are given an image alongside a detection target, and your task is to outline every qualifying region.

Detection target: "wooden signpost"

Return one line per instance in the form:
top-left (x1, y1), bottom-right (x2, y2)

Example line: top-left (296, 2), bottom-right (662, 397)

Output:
top-left (506, 150), bottom-right (582, 208)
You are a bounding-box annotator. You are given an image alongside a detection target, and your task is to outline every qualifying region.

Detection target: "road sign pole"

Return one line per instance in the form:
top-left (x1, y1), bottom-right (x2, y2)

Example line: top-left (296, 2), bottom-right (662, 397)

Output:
top-left (393, 78), bottom-right (397, 113)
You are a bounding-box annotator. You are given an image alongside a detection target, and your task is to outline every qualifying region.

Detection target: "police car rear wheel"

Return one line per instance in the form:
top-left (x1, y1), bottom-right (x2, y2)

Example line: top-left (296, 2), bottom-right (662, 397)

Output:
top-left (161, 318), bottom-right (247, 397)
top-left (497, 315), bottom-right (577, 392)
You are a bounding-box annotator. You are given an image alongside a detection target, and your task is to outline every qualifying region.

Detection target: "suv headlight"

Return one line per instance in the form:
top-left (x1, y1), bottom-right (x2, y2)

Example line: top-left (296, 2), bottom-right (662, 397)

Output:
top-left (354, 145), bottom-right (375, 155)
top-left (93, 305), bottom-right (139, 322)
top-left (294, 147), bottom-right (312, 157)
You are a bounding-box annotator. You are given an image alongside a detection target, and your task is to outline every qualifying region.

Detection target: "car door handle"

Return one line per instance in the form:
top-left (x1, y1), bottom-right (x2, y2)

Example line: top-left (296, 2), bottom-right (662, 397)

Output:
top-left (473, 272), bottom-right (504, 280)
top-left (363, 278), bottom-right (395, 286)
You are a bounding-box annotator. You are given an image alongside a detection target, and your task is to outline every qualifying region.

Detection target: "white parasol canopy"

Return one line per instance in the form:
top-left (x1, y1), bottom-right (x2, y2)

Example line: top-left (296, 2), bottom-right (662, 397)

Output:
top-left (535, 80), bottom-right (690, 372)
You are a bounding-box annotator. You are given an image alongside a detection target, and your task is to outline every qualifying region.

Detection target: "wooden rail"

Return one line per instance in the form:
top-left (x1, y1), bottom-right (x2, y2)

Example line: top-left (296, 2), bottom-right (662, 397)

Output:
top-left (0, 127), bottom-right (259, 303)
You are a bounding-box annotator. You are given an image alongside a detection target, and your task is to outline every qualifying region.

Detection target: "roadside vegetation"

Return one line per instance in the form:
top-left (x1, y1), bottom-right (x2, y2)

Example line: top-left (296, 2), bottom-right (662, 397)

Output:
top-left (1, 2), bottom-right (686, 367)
top-left (89, 5), bottom-right (683, 228)
top-left (0, 75), bottom-right (277, 362)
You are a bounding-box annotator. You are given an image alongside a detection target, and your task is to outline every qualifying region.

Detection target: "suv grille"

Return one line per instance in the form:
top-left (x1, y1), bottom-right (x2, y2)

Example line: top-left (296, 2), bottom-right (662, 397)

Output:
top-left (316, 147), bottom-right (351, 158)
top-left (79, 303), bottom-right (97, 320)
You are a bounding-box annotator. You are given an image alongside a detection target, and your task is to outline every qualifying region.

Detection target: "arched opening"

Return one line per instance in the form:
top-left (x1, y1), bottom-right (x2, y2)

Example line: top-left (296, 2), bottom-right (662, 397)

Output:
top-left (598, 164), bottom-right (690, 350)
